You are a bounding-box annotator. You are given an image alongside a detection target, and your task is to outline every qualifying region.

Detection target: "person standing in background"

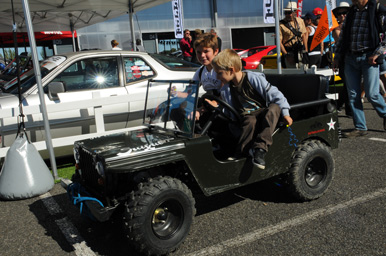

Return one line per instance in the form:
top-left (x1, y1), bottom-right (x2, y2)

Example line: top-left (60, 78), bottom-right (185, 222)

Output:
top-left (210, 29), bottom-right (222, 52)
top-left (279, 2), bottom-right (308, 68)
top-left (136, 39), bottom-right (145, 52)
top-left (332, 1), bottom-right (352, 116)
top-left (111, 40), bottom-right (122, 50)
top-left (191, 29), bottom-right (203, 64)
top-left (305, 12), bottom-right (323, 67)
top-left (334, 0), bottom-right (386, 137)
top-left (180, 29), bottom-right (194, 62)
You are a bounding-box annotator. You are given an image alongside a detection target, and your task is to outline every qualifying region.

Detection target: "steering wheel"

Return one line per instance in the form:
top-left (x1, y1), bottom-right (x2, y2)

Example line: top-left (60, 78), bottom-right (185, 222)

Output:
top-left (201, 94), bottom-right (241, 124)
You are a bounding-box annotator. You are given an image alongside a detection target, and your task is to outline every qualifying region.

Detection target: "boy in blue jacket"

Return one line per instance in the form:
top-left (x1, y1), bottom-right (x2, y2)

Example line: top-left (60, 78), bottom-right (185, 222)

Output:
top-left (211, 49), bottom-right (293, 169)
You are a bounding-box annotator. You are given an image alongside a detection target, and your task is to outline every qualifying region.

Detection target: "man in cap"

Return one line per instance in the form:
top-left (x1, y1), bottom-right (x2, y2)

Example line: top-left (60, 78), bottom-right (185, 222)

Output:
top-left (334, 0), bottom-right (386, 137)
top-left (280, 1), bottom-right (308, 68)
top-left (304, 12), bottom-right (323, 68)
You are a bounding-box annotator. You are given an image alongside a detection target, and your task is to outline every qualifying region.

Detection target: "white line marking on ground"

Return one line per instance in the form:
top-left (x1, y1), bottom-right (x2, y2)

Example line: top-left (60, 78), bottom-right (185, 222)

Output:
top-left (369, 137), bottom-right (386, 143)
top-left (186, 187), bottom-right (386, 256)
top-left (40, 192), bottom-right (96, 256)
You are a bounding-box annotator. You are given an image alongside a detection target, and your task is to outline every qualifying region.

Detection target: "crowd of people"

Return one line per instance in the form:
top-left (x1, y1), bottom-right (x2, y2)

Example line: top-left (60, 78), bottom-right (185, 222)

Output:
top-left (278, 0), bottom-right (386, 138)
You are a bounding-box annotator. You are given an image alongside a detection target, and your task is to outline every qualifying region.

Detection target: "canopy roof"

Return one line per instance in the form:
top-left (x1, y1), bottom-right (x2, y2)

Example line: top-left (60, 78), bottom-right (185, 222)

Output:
top-left (0, 0), bottom-right (171, 32)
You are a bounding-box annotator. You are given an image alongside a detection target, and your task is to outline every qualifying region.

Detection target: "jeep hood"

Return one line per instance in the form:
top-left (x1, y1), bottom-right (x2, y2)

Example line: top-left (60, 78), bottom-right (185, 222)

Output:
top-left (76, 128), bottom-right (184, 160)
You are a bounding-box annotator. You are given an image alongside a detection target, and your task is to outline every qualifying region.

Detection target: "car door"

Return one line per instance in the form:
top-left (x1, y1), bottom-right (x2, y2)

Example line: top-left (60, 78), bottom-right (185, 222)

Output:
top-left (31, 55), bottom-right (130, 141)
top-left (121, 56), bottom-right (157, 127)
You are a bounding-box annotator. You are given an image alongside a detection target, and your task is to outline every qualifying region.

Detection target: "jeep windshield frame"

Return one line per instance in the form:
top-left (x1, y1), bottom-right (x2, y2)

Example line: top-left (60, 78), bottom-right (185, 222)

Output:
top-left (143, 79), bottom-right (199, 138)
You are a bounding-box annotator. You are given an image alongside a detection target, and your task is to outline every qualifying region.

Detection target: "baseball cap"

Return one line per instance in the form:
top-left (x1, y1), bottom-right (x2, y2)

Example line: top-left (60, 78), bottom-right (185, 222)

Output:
top-left (313, 7), bottom-right (323, 16)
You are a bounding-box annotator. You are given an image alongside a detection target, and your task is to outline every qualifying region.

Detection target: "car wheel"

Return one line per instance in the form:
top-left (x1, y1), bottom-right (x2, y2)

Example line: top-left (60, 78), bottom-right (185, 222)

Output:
top-left (286, 140), bottom-right (334, 201)
top-left (124, 176), bottom-right (196, 256)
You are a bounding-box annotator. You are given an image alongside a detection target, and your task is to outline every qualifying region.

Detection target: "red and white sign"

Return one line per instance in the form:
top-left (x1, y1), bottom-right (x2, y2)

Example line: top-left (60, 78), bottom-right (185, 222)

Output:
top-left (297, 0), bottom-right (303, 17)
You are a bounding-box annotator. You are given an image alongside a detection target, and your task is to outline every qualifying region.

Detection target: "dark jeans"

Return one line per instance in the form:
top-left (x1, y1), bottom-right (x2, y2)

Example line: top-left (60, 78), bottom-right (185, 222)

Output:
top-left (237, 103), bottom-right (281, 155)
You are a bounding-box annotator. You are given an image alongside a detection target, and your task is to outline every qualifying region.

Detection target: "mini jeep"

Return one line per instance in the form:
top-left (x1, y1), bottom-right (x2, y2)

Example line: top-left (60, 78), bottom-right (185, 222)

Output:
top-left (67, 74), bottom-right (339, 255)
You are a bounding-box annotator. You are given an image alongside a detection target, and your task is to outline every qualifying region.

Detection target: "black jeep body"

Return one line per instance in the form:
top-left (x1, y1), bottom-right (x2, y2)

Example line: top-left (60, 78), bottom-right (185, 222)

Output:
top-left (68, 74), bottom-right (339, 255)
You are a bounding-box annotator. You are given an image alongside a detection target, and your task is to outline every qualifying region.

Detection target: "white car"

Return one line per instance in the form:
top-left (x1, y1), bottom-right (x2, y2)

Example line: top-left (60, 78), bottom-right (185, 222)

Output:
top-left (0, 50), bottom-right (199, 158)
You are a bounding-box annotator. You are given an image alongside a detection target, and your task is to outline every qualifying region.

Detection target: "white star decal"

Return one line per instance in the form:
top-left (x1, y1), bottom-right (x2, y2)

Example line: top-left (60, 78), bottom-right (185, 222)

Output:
top-left (327, 118), bottom-right (336, 131)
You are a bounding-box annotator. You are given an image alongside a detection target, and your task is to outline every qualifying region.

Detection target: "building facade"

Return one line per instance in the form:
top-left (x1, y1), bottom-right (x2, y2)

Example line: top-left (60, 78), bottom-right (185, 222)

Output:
top-left (77, 0), bottom-right (340, 53)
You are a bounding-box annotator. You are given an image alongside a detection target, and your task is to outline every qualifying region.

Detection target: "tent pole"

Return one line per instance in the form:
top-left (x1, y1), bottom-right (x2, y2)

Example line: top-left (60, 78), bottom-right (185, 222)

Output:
top-left (21, 0), bottom-right (58, 179)
top-left (129, 0), bottom-right (136, 51)
top-left (275, 0), bottom-right (282, 74)
top-left (70, 22), bottom-right (76, 52)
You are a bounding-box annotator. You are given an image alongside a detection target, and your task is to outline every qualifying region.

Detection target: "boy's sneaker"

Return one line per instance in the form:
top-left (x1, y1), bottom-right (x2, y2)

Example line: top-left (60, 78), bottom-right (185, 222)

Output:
top-left (249, 148), bottom-right (266, 169)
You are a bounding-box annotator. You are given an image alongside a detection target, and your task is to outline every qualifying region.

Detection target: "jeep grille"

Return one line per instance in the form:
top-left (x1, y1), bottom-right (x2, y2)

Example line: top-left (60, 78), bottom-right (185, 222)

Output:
top-left (78, 146), bottom-right (101, 189)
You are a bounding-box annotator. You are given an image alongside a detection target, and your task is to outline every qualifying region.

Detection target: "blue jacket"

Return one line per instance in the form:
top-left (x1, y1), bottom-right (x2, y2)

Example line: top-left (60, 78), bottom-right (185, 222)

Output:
top-left (220, 71), bottom-right (290, 117)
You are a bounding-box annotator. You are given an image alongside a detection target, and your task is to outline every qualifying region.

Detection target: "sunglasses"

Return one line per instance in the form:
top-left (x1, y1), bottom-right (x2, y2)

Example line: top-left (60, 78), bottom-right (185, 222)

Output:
top-left (284, 11), bottom-right (295, 15)
top-left (337, 11), bottom-right (347, 16)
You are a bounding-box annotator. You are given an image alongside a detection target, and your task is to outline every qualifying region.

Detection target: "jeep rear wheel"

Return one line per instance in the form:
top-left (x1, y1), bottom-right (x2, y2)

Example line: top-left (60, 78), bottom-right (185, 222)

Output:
top-left (124, 176), bottom-right (196, 256)
top-left (286, 140), bottom-right (334, 201)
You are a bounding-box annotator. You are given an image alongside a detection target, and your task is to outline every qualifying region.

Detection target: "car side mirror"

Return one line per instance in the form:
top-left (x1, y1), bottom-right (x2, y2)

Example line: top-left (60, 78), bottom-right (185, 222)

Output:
top-left (47, 81), bottom-right (66, 101)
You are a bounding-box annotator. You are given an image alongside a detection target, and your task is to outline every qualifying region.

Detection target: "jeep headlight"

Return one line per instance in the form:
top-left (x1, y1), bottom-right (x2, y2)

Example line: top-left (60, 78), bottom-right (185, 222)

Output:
top-left (73, 147), bottom-right (80, 163)
top-left (96, 161), bottom-right (105, 178)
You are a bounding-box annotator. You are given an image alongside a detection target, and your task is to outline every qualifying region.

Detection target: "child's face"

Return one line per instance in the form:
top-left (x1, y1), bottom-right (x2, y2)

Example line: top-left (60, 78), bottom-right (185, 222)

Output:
top-left (195, 46), bottom-right (219, 66)
top-left (215, 68), bottom-right (233, 85)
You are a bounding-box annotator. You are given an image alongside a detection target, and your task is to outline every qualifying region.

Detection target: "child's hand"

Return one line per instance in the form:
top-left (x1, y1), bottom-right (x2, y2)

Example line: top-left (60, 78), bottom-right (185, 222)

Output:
top-left (284, 115), bottom-right (293, 127)
top-left (188, 110), bottom-right (201, 120)
top-left (205, 99), bottom-right (219, 108)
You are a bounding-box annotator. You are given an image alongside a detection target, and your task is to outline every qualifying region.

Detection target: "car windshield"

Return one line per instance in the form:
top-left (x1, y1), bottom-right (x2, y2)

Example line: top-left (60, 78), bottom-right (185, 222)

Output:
top-left (2, 56), bottom-right (66, 94)
top-left (143, 79), bottom-right (199, 137)
top-left (149, 53), bottom-right (200, 70)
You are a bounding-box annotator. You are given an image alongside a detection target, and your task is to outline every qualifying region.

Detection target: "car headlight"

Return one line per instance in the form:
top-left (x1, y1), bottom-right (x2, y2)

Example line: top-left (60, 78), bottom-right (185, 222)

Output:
top-left (96, 161), bottom-right (105, 178)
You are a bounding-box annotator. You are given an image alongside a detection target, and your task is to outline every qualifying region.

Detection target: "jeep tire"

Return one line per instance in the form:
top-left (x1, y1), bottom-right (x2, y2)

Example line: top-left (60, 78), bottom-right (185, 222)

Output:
top-left (124, 176), bottom-right (196, 255)
top-left (286, 140), bottom-right (334, 201)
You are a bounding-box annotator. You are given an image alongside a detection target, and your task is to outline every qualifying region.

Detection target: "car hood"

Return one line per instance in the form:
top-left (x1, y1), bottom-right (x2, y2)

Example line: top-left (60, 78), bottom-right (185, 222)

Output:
top-left (0, 93), bottom-right (19, 109)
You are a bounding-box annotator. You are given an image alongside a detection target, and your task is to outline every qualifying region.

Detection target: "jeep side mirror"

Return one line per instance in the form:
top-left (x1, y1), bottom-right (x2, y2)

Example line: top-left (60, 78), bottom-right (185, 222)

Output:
top-left (47, 81), bottom-right (66, 101)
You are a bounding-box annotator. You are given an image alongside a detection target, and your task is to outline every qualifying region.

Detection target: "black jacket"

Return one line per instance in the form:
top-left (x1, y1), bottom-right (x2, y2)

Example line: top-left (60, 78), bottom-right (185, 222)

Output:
top-left (339, 0), bottom-right (386, 57)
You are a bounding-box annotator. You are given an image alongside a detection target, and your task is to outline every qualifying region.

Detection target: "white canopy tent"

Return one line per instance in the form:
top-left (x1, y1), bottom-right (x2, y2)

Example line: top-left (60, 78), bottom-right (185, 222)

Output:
top-left (0, 0), bottom-right (171, 179)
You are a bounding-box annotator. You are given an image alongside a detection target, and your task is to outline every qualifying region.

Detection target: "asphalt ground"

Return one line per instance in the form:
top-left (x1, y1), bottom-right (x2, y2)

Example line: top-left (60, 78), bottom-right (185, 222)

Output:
top-left (0, 99), bottom-right (385, 256)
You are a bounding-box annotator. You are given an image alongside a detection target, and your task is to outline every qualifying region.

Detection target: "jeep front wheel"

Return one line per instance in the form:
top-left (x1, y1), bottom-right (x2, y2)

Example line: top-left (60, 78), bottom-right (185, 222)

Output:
top-left (286, 140), bottom-right (334, 201)
top-left (124, 176), bottom-right (196, 256)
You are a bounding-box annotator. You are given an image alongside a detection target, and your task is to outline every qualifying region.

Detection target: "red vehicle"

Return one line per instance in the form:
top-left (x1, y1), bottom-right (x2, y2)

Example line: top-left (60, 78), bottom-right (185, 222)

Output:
top-left (240, 45), bottom-right (276, 69)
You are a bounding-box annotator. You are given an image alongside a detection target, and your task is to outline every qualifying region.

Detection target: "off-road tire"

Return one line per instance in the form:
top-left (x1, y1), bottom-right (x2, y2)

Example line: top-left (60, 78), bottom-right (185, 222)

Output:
top-left (124, 176), bottom-right (196, 256)
top-left (286, 140), bottom-right (334, 201)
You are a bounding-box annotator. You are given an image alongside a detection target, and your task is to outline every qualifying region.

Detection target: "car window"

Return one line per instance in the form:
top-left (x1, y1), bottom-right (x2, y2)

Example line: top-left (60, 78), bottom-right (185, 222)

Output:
top-left (5, 56), bottom-right (66, 94)
top-left (51, 56), bottom-right (119, 91)
top-left (123, 57), bottom-right (155, 84)
top-left (267, 48), bottom-right (277, 56)
top-left (248, 48), bottom-right (267, 57)
top-left (149, 53), bottom-right (200, 70)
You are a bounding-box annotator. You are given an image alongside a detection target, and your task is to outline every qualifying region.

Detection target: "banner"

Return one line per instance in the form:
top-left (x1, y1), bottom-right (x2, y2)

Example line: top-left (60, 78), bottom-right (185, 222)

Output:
top-left (263, 0), bottom-right (275, 24)
top-left (297, 0), bottom-right (303, 17)
top-left (172, 0), bottom-right (184, 38)
top-left (310, 5), bottom-right (339, 51)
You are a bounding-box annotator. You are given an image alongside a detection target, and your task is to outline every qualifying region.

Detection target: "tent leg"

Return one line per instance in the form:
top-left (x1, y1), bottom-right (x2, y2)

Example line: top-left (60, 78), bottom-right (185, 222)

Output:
top-left (21, 0), bottom-right (58, 179)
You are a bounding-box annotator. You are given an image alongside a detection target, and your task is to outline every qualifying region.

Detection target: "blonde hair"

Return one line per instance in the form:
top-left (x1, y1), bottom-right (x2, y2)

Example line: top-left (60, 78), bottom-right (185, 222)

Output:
top-left (212, 49), bottom-right (242, 72)
top-left (193, 33), bottom-right (218, 51)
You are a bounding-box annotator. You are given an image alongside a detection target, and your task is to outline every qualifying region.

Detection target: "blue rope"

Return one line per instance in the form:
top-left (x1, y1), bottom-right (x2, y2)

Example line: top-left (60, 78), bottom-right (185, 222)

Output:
top-left (287, 126), bottom-right (298, 148)
top-left (67, 183), bottom-right (104, 219)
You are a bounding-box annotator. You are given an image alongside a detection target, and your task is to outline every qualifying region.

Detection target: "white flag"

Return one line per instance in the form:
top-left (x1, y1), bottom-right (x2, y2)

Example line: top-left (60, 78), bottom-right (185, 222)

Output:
top-left (172, 0), bottom-right (184, 39)
top-left (263, 0), bottom-right (275, 24)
